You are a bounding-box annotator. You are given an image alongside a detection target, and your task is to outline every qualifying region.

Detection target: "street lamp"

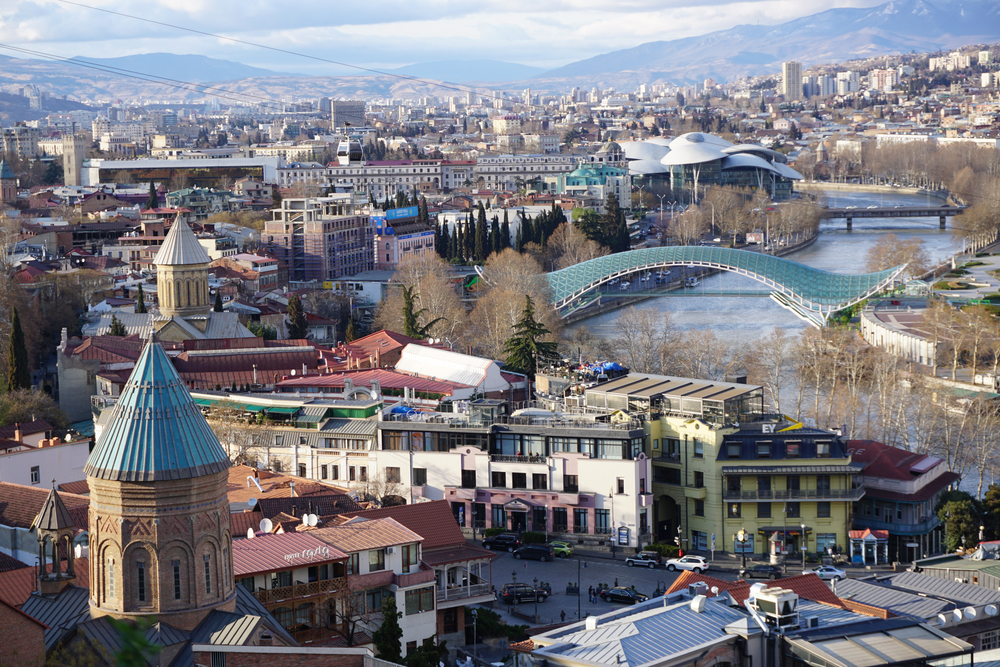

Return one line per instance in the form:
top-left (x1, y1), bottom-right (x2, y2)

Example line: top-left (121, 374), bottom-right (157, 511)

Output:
top-left (801, 524), bottom-right (807, 570)
top-left (533, 577), bottom-right (539, 624)
top-left (577, 558), bottom-right (588, 620)
top-left (737, 528), bottom-right (748, 571)
top-left (471, 608), bottom-right (478, 659)
top-left (702, 200), bottom-right (715, 237)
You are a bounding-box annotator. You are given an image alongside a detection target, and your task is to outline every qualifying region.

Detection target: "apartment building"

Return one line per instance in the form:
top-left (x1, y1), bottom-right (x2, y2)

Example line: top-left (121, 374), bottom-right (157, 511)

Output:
top-left (331, 100), bottom-right (367, 128)
top-left (263, 197), bottom-right (374, 281)
top-left (1, 126), bottom-right (40, 159)
top-left (782, 61), bottom-right (803, 100)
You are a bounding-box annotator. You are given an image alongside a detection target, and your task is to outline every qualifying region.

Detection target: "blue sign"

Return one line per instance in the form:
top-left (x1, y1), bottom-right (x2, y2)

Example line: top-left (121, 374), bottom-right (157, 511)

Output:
top-left (386, 206), bottom-right (419, 220)
top-left (617, 526), bottom-right (630, 546)
top-left (371, 213), bottom-right (387, 234)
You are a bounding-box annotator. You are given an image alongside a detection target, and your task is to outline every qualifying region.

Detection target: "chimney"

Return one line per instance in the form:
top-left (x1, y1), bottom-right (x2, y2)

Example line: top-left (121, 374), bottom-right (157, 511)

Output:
top-left (14, 424), bottom-right (22, 443)
top-left (290, 481), bottom-right (296, 498)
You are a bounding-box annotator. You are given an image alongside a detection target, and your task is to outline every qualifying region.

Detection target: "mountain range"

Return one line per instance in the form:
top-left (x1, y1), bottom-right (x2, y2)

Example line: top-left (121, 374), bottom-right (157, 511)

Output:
top-left (1, 0), bottom-right (999, 106)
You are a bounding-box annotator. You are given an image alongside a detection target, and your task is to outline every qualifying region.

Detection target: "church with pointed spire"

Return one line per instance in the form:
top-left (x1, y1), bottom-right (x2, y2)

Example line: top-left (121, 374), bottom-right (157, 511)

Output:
top-left (87, 215), bottom-right (254, 341)
top-left (0, 158), bottom-right (16, 205)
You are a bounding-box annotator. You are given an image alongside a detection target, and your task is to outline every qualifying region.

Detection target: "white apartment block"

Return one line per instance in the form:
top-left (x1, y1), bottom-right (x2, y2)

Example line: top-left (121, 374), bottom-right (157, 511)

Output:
top-left (836, 71), bottom-right (861, 94)
top-left (929, 51), bottom-right (972, 71)
top-left (276, 162), bottom-right (328, 188)
top-left (868, 69), bottom-right (900, 92)
top-left (1, 126), bottom-right (41, 159)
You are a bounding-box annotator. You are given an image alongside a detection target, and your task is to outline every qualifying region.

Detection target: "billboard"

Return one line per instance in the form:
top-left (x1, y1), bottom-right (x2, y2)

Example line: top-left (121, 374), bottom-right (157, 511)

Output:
top-left (386, 206), bottom-right (419, 221)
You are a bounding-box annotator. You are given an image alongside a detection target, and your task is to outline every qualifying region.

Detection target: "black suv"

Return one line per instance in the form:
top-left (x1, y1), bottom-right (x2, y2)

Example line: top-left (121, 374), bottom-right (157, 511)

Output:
top-left (600, 587), bottom-right (649, 604)
top-left (482, 533), bottom-right (522, 552)
top-left (513, 544), bottom-right (555, 562)
top-left (739, 564), bottom-right (783, 580)
top-left (498, 583), bottom-right (548, 603)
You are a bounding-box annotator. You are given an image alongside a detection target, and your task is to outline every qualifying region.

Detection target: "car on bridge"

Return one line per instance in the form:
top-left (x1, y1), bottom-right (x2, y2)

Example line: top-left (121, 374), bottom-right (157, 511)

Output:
top-left (620, 281), bottom-right (631, 290)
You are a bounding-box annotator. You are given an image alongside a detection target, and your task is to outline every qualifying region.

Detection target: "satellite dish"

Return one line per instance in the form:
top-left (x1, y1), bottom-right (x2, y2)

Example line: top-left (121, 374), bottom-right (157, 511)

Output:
top-left (987, 604), bottom-right (998, 617)
top-left (248, 498), bottom-right (257, 507)
top-left (938, 613), bottom-right (949, 626)
top-left (307, 514), bottom-right (318, 527)
top-left (260, 518), bottom-right (273, 533)
top-left (953, 609), bottom-right (964, 622)
top-left (247, 528), bottom-right (255, 539)
top-left (965, 606), bottom-right (977, 619)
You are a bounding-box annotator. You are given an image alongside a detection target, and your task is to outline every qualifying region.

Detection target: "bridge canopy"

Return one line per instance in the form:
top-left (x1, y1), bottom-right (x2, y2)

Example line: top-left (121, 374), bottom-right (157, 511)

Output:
top-left (546, 246), bottom-right (905, 323)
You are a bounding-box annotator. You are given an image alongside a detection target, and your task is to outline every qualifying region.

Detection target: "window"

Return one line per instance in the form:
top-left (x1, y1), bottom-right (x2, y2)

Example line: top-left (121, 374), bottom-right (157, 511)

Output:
top-left (204, 555), bottom-right (212, 594)
top-left (406, 641), bottom-right (417, 655)
top-left (728, 503), bottom-right (742, 519)
top-left (413, 468), bottom-right (427, 486)
top-left (595, 509), bottom-right (610, 533)
top-left (787, 475), bottom-right (800, 492)
top-left (816, 441), bottom-right (831, 458)
top-left (491, 472), bottom-right (506, 488)
top-left (816, 475), bottom-right (831, 493)
top-left (349, 466), bottom-right (356, 481)
top-left (574, 508), bottom-right (588, 532)
top-left (639, 477), bottom-right (646, 495)
top-left (786, 442), bottom-right (801, 458)
top-left (320, 465), bottom-right (328, 480)
top-left (298, 464), bottom-right (307, 478)
top-left (692, 530), bottom-right (708, 551)
top-left (553, 507), bottom-right (568, 531)
top-left (386, 467), bottom-right (401, 483)
top-left (758, 503), bottom-right (771, 519)
top-left (299, 436), bottom-right (307, 445)
top-left (331, 465), bottom-right (339, 480)
top-left (758, 476), bottom-right (771, 494)
top-left (817, 501), bottom-right (831, 518)
top-left (727, 443), bottom-right (741, 459)
top-left (401, 544), bottom-right (418, 573)
top-left (173, 559), bottom-right (182, 600)
top-left (816, 533), bottom-right (836, 553)
top-left (786, 502), bottom-right (800, 518)
top-left (30, 466), bottom-right (39, 485)
top-left (108, 558), bottom-right (115, 597)
top-left (982, 630), bottom-right (1000, 651)
top-left (347, 553), bottom-right (359, 575)
top-left (564, 475), bottom-right (579, 492)
top-left (756, 442), bottom-right (771, 459)
top-left (369, 549), bottom-right (386, 572)
top-left (532, 473), bottom-right (547, 490)
top-left (461, 470), bottom-right (476, 488)
top-left (359, 466), bottom-right (368, 482)
top-left (695, 499), bottom-right (705, 516)
top-left (492, 504), bottom-right (506, 528)
top-left (727, 477), bottom-right (741, 493)
top-left (694, 471), bottom-right (704, 488)
top-left (693, 439), bottom-right (704, 458)
top-left (511, 473), bottom-right (527, 489)
top-left (137, 561), bottom-right (145, 602)
top-left (617, 478), bottom-right (625, 494)
top-left (405, 586), bottom-right (434, 614)
top-left (239, 576), bottom-right (255, 592)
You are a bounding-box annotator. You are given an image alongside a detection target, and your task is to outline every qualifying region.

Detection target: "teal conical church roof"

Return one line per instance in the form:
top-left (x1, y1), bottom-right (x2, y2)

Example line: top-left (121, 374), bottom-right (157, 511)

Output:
top-left (84, 339), bottom-right (230, 482)
top-left (0, 159), bottom-right (14, 181)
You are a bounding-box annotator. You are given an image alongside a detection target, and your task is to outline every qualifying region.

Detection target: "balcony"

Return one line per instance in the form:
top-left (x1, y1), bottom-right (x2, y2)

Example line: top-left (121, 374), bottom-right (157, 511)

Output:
top-left (253, 577), bottom-right (346, 604)
top-left (437, 582), bottom-right (491, 602)
top-left (395, 566), bottom-right (436, 588)
top-left (859, 516), bottom-right (940, 535)
top-left (490, 454), bottom-right (547, 464)
top-left (573, 525), bottom-right (590, 534)
top-left (723, 485), bottom-right (866, 502)
top-left (655, 452), bottom-right (681, 463)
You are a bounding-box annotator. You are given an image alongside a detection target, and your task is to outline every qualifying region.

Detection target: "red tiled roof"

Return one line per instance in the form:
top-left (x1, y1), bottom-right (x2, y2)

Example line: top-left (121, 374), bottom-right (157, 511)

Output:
top-left (338, 330), bottom-right (432, 359)
top-left (0, 551), bottom-right (29, 574)
top-left (232, 532), bottom-right (347, 577)
top-left (57, 480), bottom-right (89, 496)
top-left (666, 571), bottom-right (845, 608)
top-left (230, 512), bottom-right (260, 538)
top-left (226, 465), bottom-right (350, 504)
top-left (340, 500), bottom-right (467, 551)
top-left (846, 440), bottom-right (940, 481)
top-left (0, 482), bottom-right (90, 530)
top-left (0, 421), bottom-right (52, 439)
top-left (850, 529), bottom-right (889, 540)
top-left (0, 558), bottom-right (90, 608)
top-left (865, 471), bottom-right (961, 502)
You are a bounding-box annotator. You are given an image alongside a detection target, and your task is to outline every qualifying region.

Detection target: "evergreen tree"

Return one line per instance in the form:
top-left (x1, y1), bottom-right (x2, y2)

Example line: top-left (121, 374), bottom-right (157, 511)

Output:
top-left (603, 192), bottom-right (629, 253)
top-left (214, 290), bottom-right (224, 312)
top-left (521, 215), bottom-right (534, 249)
top-left (107, 313), bottom-right (127, 337)
top-left (401, 285), bottom-right (444, 339)
top-left (145, 181), bottom-right (159, 210)
top-left (502, 296), bottom-right (557, 380)
top-left (475, 203), bottom-right (488, 261)
top-left (514, 227), bottom-right (523, 253)
top-left (345, 317), bottom-right (357, 342)
top-left (286, 294), bottom-right (309, 339)
top-left (465, 212), bottom-right (476, 260)
top-left (405, 636), bottom-right (448, 667)
top-left (448, 226), bottom-right (458, 261)
top-left (372, 597), bottom-right (404, 663)
top-left (500, 210), bottom-right (511, 251)
top-left (983, 484), bottom-right (1000, 542)
top-left (135, 284), bottom-right (147, 314)
top-left (490, 216), bottom-right (501, 257)
top-left (5, 307), bottom-right (30, 392)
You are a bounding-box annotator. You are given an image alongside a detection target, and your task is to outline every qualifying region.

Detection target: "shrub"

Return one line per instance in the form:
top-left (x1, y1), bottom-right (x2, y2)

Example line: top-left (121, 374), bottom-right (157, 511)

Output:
top-left (521, 531), bottom-right (546, 544)
top-left (643, 543), bottom-right (680, 558)
top-left (483, 528), bottom-right (505, 538)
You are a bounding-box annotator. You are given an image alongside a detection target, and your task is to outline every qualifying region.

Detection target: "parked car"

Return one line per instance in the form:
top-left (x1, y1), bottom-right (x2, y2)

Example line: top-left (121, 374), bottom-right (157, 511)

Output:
top-left (804, 565), bottom-right (846, 581)
top-left (665, 555), bottom-right (709, 573)
top-left (867, 205), bottom-right (878, 209)
top-left (625, 552), bottom-right (661, 568)
top-left (620, 281), bottom-right (631, 290)
top-left (498, 582), bottom-right (548, 603)
top-left (601, 587), bottom-right (649, 604)
top-left (482, 533), bottom-right (521, 552)
top-left (739, 564), bottom-right (783, 580)
top-left (549, 541), bottom-right (574, 558)
top-left (513, 544), bottom-right (555, 561)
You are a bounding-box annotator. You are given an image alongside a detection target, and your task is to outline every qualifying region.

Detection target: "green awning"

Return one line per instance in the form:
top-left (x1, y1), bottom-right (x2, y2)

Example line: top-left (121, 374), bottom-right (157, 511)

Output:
top-left (193, 398), bottom-right (214, 406)
top-left (245, 405), bottom-right (266, 413)
top-left (265, 406), bottom-right (299, 415)
top-left (295, 414), bottom-right (324, 423)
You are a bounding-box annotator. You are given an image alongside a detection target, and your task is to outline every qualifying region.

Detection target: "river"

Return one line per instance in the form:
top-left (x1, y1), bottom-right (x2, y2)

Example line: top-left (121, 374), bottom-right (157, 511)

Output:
top-left (568, 189), bottom-right (961, 342)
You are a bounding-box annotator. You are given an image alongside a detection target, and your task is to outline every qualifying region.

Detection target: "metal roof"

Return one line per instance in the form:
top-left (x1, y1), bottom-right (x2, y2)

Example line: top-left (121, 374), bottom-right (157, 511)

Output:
top-left (20, 585), bottom-right (91, 649)
top-left (786, 621), bottom-right (971, 667)
top-left (29, 484), bottom-right (76, 532)
top-left (589, 373), bottom-right (762, 400)
top-left (232, 532), bottom-right (347, 577)
top-left (230, 577), bottom-right (298, 646)
top-left (153, 216), bottom-right (212, 266)
top-left (887, 570), bottom-right (1000, 605)
top-left (319, 418), bottom-right (377, 437)
top-left (545, 246), bottom-right (905, 316)
top-left (834, 578), bottom-right (953, 619)
top-left (191, 610), bottom-right (262, 645)
top-left (722, 464), bottom-right (864, 475)
top-left (395, 344), bottom-right (508, 393)
top-left (84, 340), bottom-right (232, 482)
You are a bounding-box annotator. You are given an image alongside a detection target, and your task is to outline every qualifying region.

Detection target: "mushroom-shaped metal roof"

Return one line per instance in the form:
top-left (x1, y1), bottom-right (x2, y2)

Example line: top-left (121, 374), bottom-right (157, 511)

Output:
top-left (621, 140), bottom-right (670, 162)
top-left (673, 132), bottom-right (734, 149)
top-left (721, 153), bottom-right (780, 174)
top-left (723, 144), bottom-right (789, 164)
top-left (773, 162), bottom-right (804, 180)
top-left (153, 216), bottom-right (211, 266)
top-left (84, 339), bottom-right (231, 482)
top-left (660, 135), bottom-right (729, 166)
top-left (628, 159), bottom-right (671, 175)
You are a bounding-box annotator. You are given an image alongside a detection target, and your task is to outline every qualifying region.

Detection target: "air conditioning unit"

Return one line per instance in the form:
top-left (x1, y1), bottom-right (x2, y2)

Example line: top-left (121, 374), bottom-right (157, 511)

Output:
top-left (386, 546), bottom-right (397, 554)
top-left (750, 588), bottom-right (800, 630)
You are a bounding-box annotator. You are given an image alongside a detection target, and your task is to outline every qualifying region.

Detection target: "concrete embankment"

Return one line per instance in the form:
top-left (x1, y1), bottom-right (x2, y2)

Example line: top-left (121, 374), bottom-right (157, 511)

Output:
top-left (796, 181), bottom-right (951, 202)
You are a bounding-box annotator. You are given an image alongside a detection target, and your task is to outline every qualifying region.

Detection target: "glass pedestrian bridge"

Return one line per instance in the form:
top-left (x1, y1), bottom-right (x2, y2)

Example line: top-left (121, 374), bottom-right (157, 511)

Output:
top-left (545, 246), bottom-right (906, 327)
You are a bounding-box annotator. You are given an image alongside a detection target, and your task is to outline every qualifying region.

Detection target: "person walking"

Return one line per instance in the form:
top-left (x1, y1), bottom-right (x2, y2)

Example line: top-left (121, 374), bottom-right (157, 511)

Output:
top-left (561, 610), bottom-right (566, 623)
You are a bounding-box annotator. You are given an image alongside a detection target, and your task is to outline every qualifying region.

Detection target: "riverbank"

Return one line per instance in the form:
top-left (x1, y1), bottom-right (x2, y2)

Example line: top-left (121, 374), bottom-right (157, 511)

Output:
top-left (796, 181), bottom-right (951, 202)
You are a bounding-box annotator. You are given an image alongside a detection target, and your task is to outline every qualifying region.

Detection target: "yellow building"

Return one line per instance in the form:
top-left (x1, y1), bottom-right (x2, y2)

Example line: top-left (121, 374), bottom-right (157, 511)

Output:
top-left (584, 374), bottom-right (862, 558)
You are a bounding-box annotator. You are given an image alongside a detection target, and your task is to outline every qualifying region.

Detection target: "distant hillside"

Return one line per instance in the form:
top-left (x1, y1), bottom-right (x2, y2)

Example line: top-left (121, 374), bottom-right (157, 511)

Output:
top-left (67, 53), bottom-right (286, 83)
top-left (386, 59), bottom-right (548, 84)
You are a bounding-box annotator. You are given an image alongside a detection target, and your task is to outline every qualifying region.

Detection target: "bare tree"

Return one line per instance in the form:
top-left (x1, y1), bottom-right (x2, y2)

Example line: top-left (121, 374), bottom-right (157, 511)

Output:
top-left (864, 233), bottom-right (930, 280)
top-left (668, 209), bottom-right (709, 246)
top-left (745, 326), bottom-right (792, 413)
top-left (546, 223), bottom-right (608, 269)
top-left (610, 307), bottom-right (679, 374)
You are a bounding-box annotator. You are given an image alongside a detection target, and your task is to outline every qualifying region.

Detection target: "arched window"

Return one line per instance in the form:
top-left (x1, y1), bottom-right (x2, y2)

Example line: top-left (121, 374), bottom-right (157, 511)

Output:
top-left (136, 560), bottom-right (146, 602)
top-left (186, 281), bottom-right (191, 306)
top-left (173, 558), bottom-right (182, 600)
top-left (204, 554), bottom-right (212, 594)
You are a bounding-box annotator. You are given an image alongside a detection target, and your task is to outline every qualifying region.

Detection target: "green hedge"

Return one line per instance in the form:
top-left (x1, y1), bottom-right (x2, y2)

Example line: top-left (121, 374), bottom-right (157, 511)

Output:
top-left (483, 528), bottom-right (505, 538)
top-left (521, 531), bottom-right (546, 544)
top-left (642, 543), bottom-right (680, 558)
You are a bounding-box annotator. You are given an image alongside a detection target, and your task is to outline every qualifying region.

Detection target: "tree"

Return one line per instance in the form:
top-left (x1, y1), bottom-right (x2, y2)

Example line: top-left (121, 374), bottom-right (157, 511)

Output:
top-left (503, 296), bottom-right (558, 379)
top-left (545, 223), bottom-right (608, 270)
top-left (107, 313), bottom-right (127, 337)
top-left (145, 181), bottom-right (159, 210)
top-left (937, 490), bottom-right (981, 552)
top-left (286, 294), bottom-right (309, 339)
top-left (603, 193), bottom-right (629, 253)
top-left (983, 484), bottom-right (1000, 542)
top-left (405, 636), bottom-right (448, 667)
top-left (331, 588), bottom-right (378, 647)
top-left (864, 232), bottom-right (930, 280)
top-left (500, 210), bottom-right (511, 252)
top-left (372, 597), bottom-right (404, 662)
top-left (374, 254), bottom-right (466, 340)
top-left (0, 389), bottom-right (69, 428)
top-left (135, 284), bottom-right (147, 314)
top-left (248, 321), bottom-right (277, 340)
top-left (401, 285), bottom-right (445, 339)
top-left (345, 317), bottom-right (357, 342)
top-left (5, 307), bottom-right (30, 392)
top-left (108, 617), bottom-right (162, 667)
top-left (213, 290), bottom-right (224, 312)
top-left (611, 307), bottom-right (678, 374)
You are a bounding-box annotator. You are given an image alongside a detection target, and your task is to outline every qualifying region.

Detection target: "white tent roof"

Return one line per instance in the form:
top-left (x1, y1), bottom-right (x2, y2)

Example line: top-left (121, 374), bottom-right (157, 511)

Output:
top-left (721, 153), bottom-right (779, 174)
top-left (621, 140), bottom-right (670, 162)
top-left (395, 344), bottom-right (510, 393)
top-left (629, 159), bottom-right (671, 175)
top-left (154, 217), bottom-right (212, 266)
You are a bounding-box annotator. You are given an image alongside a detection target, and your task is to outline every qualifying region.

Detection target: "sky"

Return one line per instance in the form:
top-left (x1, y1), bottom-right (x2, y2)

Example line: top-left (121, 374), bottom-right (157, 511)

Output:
top-left (0, 0), bottom-right (893, 75)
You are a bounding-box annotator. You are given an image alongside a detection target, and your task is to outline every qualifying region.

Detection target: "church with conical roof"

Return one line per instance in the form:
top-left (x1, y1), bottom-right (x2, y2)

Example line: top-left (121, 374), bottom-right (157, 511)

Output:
top-left (87, 215), bottom-right (254, 342)
top-left (0, 158), bottom-right (16, 205)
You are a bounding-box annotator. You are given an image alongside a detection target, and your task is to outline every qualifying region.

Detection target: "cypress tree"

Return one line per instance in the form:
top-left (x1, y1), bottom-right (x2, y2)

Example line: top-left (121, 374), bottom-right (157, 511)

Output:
top-left (448, 225), bottom-right (458, 261)
top-left (490, 215), bottom-right (501, 256)
top-left (146, 181), bottom-right (159, 210)
top-left (401, 285), bottom-right (444, 339)
top-left (5, 307), bottom-right (29, 392)
top-left (372, 598), bottom-right (404, 663)
top-left (107, 312), bottom-right (127, 337)
top-left (464, 212), bottom-right (474, 260)
top-left (521, 215), bottom-right (534, 249)
top-left (345, 317), bottom-right (357, 342)
top-left (214, 290), bottom-right (224, 312)
top-left (475, 203), bottom-right (488, 262)
top-left (514, 227), bottom-right (523, 253)
top-left (500, 210), bottom-right (511, 251)
top-left (286, 294), bottom-right (309, 339)
top-left (135, 284), bottom-right (147, 314)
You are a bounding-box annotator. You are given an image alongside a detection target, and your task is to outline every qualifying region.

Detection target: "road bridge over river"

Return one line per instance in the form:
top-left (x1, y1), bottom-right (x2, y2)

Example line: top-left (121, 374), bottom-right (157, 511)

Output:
top-left (821, 205), bottom-right (964, 230)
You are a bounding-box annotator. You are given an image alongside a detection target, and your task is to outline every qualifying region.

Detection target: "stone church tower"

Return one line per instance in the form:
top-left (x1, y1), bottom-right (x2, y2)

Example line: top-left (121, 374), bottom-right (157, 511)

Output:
top-left (155, 216), bottom-right (212, 318)
top-left (84, 336), bottom-right (234, 631)
top-left (0, 159), bottom-right (16, 205)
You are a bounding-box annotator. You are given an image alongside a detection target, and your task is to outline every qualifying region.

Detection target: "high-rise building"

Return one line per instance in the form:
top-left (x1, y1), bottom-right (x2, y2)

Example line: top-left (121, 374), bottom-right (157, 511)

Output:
top-left (782, 61), bottom-right (803, 100)
top-left (62, 133), bottom-right (87, 186)
top-left (980, 50), bottom-right (993, 65)
top-left (330, 100), bottom-right (365, 128)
